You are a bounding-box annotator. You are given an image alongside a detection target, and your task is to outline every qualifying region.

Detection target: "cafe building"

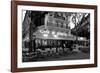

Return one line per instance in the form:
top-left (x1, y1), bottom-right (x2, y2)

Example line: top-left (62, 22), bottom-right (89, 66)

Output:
top-left (22, 11), bottom-right (89, 61)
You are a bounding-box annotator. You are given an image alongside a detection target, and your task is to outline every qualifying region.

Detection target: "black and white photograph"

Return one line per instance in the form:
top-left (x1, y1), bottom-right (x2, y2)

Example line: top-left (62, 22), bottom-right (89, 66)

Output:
top-left (22, 10), bottom-right (90, 62)
top-left (11, 1), bottom-right (97, 72)
top-left (10, 1), bottom-right (98, 72)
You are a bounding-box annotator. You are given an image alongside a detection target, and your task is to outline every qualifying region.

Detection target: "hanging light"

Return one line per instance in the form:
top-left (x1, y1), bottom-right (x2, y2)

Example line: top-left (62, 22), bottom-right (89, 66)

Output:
top-left (43, 34), bottom-right (48, 38)
top-left (78, 37), bottom-right (86, 40)
top-left (53, 34), bottom-right (58, 38)
top-left (52, 31), bottom-right (55, 34)
top-left (39, 29), bottom-right (44, 33)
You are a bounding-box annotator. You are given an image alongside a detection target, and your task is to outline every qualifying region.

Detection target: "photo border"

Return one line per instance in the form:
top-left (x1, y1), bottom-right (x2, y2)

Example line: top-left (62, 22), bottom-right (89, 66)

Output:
top-left (11, 1), bottom-right (97, 72)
